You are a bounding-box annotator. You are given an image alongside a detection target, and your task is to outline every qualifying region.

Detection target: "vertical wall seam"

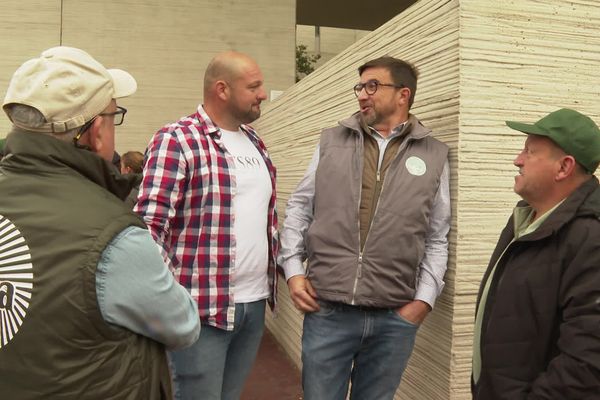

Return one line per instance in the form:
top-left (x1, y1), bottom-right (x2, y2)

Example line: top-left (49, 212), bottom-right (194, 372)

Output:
top-left (60, 0), bottom-right (63, 45)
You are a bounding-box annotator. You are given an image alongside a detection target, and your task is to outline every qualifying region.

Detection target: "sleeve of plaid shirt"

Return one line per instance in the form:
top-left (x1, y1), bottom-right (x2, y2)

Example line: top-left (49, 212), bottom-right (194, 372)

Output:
top-left (135, 128), bottom-right (188, 261)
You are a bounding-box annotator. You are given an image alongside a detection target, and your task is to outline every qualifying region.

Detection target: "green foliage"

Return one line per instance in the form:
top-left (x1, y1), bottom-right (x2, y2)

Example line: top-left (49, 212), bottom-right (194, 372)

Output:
top-left (296, 44), bottom-right (321, 82)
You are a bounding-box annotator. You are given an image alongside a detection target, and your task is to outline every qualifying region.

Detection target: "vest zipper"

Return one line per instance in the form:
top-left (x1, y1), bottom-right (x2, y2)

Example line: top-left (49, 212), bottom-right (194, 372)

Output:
top-left (351, 253), bottom-right (363, 305)
top-left (352, 132), bottom-right (365, 305)
top-left (351, 136), bottom-right (414, 304)
top-left (352, 160), bottom-right (381, 304)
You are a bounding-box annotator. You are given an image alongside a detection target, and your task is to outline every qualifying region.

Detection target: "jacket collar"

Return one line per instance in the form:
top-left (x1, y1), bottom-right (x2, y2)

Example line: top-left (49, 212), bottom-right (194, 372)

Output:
top-left (574, 176), bottom-right (600, 218)
top-left (339, 112), bottom-right (432, 140)
top-left (1, 128), bottom-right (135, 201)
top-left (515, 176), bottom-right (600, 241)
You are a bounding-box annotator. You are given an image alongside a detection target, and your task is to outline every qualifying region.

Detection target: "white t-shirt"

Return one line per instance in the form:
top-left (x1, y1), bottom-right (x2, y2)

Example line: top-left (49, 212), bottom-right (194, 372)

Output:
top-left (220, 128), bottom-right (272, 303)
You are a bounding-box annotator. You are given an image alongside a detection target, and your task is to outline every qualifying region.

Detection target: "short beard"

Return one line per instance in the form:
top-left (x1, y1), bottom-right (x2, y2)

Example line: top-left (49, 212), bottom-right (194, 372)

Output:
top-left (232, 106), bottom-right (261, 126)
top-left (359, 110), bottom-right (377, 127)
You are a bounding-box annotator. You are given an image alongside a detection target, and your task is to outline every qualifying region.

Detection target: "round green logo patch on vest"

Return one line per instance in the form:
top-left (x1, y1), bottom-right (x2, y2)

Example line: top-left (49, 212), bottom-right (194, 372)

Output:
top-left (405, 156), bottom-right (427, 176)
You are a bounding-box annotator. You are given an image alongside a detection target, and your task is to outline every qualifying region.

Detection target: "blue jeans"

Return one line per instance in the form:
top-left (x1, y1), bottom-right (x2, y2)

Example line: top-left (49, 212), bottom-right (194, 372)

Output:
top-left (169, 299), bottom-right (266, 400)
top-left (302, 300), bottom-right (418, 400)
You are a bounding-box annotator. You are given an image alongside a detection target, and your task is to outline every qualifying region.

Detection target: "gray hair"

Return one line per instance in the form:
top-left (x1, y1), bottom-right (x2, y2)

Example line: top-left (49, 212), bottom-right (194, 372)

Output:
top-left (5, 104), bottom-right (80, 140)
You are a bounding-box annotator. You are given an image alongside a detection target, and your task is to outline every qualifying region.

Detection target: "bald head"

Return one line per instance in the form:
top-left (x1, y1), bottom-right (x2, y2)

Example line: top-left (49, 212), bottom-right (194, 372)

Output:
top-left (204, 52), bottom-right (259, 97)
top-left (202, 51), bottom-right (267, 130)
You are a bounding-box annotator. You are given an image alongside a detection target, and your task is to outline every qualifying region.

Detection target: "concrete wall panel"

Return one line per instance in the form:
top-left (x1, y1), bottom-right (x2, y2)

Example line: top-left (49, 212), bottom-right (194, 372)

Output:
top-left (0, 1), bottom-right (61, 135)
top-left (0, 0), bottom-right (295, 155)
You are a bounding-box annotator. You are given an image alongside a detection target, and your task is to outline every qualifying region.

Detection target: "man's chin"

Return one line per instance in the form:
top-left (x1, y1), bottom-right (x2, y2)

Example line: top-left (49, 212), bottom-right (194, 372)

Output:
top-left (513, 176), bottom-right (523, 194)
top-left (239, 110), bottom-right (261, 125)
top-left (249, 110), bottom-right (261, 122)
top-left (513, 184), bottom-right (523, 197)
top-left (359, 112), bottom-right (375, 126)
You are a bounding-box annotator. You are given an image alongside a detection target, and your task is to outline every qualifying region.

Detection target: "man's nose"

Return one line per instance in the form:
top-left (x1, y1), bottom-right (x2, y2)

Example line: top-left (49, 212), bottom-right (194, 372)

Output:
top-left (357, 87), bottom-right (369, 100)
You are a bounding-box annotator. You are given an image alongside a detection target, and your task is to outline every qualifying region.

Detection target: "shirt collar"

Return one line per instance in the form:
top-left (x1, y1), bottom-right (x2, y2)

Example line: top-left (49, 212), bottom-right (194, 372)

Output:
top-left (513, 199), bottom-right (565, 239)
top-left (367, 121), bottom-right (407, 141)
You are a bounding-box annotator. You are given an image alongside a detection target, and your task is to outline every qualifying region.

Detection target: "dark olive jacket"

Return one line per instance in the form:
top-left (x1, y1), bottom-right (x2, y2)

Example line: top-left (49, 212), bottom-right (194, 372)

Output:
top-left (473, 177), bottom-right (600, 400)
top-left (0, 130), bottom-right (172, 399)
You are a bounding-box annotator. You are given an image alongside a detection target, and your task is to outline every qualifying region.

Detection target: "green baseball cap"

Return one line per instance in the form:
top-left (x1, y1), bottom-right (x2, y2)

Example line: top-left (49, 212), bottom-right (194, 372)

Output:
top-left (506, 108), bottom-right (600, 173)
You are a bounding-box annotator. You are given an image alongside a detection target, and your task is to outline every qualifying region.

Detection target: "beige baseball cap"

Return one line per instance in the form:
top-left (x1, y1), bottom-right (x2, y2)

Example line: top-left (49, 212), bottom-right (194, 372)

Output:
top-left (2, 46), bottom-right (137, 133)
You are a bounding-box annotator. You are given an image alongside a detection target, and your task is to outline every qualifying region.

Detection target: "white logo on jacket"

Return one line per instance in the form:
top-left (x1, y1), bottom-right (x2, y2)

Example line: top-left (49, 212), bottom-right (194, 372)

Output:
top-left (0, 215), bottom-right (33, 349)
top-left (405, 156), bottom-right (427, 176)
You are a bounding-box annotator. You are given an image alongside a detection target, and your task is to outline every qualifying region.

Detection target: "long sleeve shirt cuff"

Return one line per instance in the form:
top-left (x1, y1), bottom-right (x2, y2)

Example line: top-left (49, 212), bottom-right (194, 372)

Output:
top-left (414, 281), bottom-right (440, 309)
top-left (282, 257), bottom-right (306, 281)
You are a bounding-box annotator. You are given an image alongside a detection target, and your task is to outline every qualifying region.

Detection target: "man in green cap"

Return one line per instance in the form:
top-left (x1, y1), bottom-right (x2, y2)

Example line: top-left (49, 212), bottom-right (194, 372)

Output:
top-left (472, 108), bottom-right (600, 399)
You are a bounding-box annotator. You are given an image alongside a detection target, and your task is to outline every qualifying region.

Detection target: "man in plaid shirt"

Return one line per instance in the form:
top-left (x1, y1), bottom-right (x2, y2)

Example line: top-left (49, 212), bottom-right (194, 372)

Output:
top-left (135, 51), bottom-right (278, 400)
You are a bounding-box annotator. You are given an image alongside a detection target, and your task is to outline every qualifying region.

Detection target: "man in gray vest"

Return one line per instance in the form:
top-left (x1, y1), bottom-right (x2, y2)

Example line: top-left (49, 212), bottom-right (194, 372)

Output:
top-left (279, 56), bottom-right (451, 399)
top-left (0, 46), bottom-right (200, 399)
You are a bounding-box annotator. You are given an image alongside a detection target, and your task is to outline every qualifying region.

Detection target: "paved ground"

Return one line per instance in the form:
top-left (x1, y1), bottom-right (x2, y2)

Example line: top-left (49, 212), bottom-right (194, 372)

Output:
top-left (241, 329), bottom-right (303, 400)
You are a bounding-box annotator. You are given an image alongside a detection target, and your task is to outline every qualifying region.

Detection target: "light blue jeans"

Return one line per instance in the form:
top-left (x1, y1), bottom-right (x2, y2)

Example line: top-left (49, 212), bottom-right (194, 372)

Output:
top-left (302, 300), bottom-right (418, 400)
top-left (169, 299), bottom-right (266, 400)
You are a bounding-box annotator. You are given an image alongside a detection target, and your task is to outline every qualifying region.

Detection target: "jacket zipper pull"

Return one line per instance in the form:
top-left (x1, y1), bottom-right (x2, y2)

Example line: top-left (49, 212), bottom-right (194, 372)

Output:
top-left (376, 170), bottom-right (381, 182)
top-left (357, 253), bottom-right (363, 278)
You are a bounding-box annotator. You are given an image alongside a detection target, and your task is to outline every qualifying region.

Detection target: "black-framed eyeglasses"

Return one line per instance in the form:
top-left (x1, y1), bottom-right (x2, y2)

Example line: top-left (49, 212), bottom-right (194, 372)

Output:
top-left (353, 80), bottom-right (404, 97)
top-left (99, 106), bottom-right (127, 126)
top-left (72, 106), bottom-right (128, 148)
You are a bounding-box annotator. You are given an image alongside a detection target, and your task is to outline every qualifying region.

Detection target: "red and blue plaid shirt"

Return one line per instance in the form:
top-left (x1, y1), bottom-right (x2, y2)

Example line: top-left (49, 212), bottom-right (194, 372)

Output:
top-left (135, 105), bottom-right (278, 331)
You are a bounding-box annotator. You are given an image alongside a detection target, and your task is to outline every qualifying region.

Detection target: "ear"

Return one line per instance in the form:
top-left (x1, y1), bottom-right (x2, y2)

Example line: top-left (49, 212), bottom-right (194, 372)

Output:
top-left (87, 117), bottom-right (105, 155)
top-left (398, 87), bottom-right (411, 107)
top-left (555, 155), bottom-right (577, 181)
top-left (215, 80), bottom-right (229, 101)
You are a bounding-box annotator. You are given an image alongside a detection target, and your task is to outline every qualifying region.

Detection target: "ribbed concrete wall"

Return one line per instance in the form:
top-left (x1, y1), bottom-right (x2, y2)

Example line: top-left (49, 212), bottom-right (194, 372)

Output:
top-left (0, 0), bottom-right (295, 153)
top-left (455, 0), bottom-right (600, 396)
top-left (259, 0), bottom-right (600, 398)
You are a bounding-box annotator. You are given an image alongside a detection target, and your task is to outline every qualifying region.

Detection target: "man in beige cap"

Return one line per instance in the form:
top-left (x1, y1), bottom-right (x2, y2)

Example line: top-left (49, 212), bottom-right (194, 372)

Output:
top-left (0, 46), bottom-right (200, 399)
top-left (472, 108), bottom-right (600, 399)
